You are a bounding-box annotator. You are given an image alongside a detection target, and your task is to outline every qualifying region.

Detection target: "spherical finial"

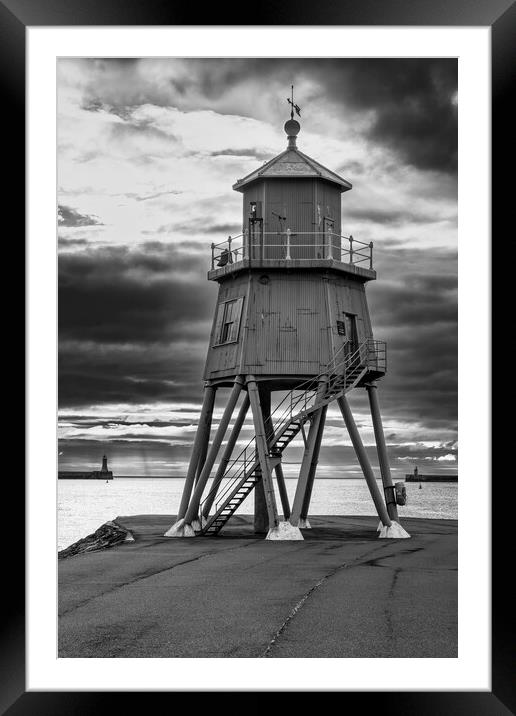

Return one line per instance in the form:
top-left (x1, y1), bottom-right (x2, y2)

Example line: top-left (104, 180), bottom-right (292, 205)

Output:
top-left (284, 118), bottom-right (300, 148)
top-left (284, 119), bottom-right (300, 137)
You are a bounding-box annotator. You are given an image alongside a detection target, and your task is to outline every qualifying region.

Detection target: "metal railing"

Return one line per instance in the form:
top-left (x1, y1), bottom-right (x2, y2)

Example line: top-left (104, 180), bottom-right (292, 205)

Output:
top-left (199, 338), bottom-right (386, 520)
top-left (367, 340), bottom-right (387, 373)
top-left (210, 230), bottom-right (373, 270)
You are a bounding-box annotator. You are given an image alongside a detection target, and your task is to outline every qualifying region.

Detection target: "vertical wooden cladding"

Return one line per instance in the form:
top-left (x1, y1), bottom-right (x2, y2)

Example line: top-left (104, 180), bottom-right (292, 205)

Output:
top-left (316, 180), bottom-right (342, 258)
top-left (242, 179), bottom-right (342, 259)
top-left (265, 179), bottom-right (313, 234)
top-left (245, 272), bottom-right (329, 374)
top-left (314, 180), bottom-right (342, 235)
top-left (203, 270), bottom-right (375, 381)
top-left (329, 275), bottom-right (373, 353)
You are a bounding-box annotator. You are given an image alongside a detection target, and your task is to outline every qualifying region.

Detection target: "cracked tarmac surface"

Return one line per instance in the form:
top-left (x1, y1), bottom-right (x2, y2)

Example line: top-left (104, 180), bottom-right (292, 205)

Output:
top-left (58, 514), bottom-right (457, 658)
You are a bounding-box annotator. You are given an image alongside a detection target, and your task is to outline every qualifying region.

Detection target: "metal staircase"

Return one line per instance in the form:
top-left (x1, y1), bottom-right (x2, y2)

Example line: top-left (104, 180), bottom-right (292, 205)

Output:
top-left (199, 341), bottom-right (374, 535)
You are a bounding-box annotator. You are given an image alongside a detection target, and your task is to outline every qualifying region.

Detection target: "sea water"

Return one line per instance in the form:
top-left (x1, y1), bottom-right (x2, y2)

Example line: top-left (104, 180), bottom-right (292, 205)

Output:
top-left (57, 477), bottom-right (457, 550)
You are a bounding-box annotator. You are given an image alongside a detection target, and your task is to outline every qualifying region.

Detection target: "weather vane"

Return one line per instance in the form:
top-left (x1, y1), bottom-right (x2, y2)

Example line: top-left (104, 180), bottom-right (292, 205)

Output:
top-left (287, 85), bottom-right (301, 120)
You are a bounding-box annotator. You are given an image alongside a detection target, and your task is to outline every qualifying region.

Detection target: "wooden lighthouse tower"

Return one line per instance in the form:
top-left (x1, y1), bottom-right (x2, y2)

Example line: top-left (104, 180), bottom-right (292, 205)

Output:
top-left (165, 94), bottom-right (410, 540)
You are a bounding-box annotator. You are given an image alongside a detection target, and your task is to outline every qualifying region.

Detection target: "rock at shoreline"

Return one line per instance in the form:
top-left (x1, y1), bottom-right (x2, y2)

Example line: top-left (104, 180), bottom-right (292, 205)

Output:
top-left (58, 520), bottom-right (134, 560)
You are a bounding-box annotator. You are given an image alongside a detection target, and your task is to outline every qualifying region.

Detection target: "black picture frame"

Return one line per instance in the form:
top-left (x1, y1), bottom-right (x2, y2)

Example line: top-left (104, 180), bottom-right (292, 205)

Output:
top-left (7, 0), bottom-right (512, 712)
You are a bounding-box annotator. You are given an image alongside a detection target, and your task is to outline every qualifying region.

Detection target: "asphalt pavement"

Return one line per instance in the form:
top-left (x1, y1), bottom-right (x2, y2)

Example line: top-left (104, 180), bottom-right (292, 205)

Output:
top-left (58, 514), bottom-right (457, 658)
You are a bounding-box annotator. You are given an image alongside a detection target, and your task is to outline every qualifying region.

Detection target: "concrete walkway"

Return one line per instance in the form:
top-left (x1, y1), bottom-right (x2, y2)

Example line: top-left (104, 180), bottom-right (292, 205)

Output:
top-left (58, 515), bottom-right (457, 658)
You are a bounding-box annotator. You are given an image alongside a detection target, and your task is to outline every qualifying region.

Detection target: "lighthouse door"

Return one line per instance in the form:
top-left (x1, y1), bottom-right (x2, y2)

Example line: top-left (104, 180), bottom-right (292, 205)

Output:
top-left (343, 312), bottom-right (358, 359)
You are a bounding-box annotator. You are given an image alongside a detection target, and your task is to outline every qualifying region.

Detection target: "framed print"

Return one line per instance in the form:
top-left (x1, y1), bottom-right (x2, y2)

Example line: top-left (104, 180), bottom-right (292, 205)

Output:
top-left (6, 0), bottom-right (513, 712)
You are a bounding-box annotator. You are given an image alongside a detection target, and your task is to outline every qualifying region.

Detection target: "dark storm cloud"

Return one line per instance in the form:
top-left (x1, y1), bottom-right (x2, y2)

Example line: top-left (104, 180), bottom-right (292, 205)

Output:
top-left (371, 274), bottom-right (457, 326)
top-left (58, 237), bottom-right (89, 248)
top-left (321, 59), bottom-right (458, 173)
top-left (58, 244), bottom-right (214, 344)
top-left (58, 205), bottom-right (102, 227)
top-left (363, 246), bottom-right (457, 427)
top-left (76, 58), bottom-right (457, 175)
top-left (59, 338), bottom-right (208, 407)
top-left (174, 58), bottom-right (458, 173)
top-left (344, 206), bottom-right (456, 227)
top-left (58, 242), bottom-right (216, 406)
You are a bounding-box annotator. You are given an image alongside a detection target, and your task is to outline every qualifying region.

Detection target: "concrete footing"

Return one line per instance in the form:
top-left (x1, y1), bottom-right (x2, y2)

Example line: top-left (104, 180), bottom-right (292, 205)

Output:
top-left (191, 516), bottom-right (207, 532)
top-left (378, 520), bottom-right (411, 539)
top-left (163, 519), bottom-right (196, 538)
top-left (266, 521), bottom-right (304, 541)
top-left (298, 517), bottom-right (311, 529)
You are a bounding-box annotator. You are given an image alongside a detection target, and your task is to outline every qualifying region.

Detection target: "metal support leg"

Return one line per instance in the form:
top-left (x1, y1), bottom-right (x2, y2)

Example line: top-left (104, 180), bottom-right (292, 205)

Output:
top-left (253, 466), bottom-right (268, 533)
top-left (253, 386), bottom-right (270, 532)
top-left (184, 377), bottom-right (244, 526)
top-left (195, 437), bottom-right (210, 484)
top-left (290, 378), bottom-right (328, 526)
top-left (247, 377), bottom-right (279, 532)
top-left (177, 384), bottom-right (216, 520)
top-left (201, 393), bottom-right (250, 519)
top-left (337, 394), bottom-right (391, 527)
top-left (300, 404), bottom-right (328, 525)
top-left (262, 388), bottom-right (290, 520)
top-left (366, 383), bottom-right (399, 521)
top-left (274, 463), bottom-right (291, 520)
top-left (195, 396), bottom-right (214, 483)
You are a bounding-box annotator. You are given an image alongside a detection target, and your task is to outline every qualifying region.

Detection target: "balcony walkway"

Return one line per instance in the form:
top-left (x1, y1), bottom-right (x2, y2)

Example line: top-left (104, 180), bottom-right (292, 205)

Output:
top-left (208, 231), bottom-right (376, 281)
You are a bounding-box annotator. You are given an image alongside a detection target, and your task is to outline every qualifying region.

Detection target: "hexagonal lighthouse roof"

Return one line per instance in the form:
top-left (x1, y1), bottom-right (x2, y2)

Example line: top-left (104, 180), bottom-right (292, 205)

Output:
top-left (232, 117), bottom-right (352, 194)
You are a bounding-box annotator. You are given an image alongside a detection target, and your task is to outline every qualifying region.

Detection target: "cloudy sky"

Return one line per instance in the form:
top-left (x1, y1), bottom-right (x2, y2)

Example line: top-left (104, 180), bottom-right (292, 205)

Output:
top-left (58, 58), bottom-right (457, 477)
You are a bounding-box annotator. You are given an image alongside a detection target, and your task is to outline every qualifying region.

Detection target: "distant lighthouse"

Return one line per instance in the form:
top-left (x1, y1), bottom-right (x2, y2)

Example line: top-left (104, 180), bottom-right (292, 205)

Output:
top-left (58, 454), bottom-right (113, 480)
top-left (96, 455), bottom-right (113, 480)
top-left (165, 90), bottom-right (410, 540)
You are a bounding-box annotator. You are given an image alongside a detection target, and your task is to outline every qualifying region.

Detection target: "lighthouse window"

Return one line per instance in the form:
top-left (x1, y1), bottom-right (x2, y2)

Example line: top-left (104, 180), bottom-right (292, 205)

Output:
top-left (213, 297), bottom-right (244, 346)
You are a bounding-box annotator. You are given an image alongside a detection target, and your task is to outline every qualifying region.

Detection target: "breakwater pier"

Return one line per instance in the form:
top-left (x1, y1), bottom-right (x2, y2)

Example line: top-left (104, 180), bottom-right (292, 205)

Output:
top-left (405, 467), bottom-right (457, 483)
top-left (58, 455), bottom-right (113, 480)
top-left (58, 514), bottom-right (457, 658)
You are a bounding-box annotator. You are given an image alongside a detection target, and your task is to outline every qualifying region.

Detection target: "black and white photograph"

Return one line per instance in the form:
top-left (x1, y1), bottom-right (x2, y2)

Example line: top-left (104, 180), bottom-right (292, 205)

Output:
top-left (0, 0), bottom-right (507, 703)
top-left (56, 57), bottom-right (459, 659)
top-left (4, 0), bottom-right (507, 705)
